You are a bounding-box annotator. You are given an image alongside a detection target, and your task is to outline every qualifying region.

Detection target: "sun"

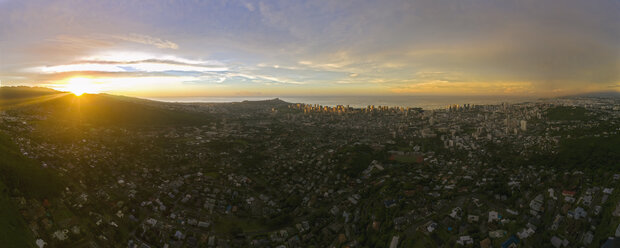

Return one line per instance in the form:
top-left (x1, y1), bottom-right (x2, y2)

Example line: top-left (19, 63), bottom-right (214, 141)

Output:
top-left (65, 77), bottom-right (100, 96)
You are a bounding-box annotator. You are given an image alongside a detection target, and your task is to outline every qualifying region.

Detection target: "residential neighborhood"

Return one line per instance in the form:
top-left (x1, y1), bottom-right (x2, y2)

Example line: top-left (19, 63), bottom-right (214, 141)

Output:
top-left (0, 95), bottom-right (619, 247)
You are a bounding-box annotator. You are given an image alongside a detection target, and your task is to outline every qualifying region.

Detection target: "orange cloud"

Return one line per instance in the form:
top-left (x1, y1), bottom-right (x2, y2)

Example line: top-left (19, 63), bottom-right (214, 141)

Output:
top-left (391, 81), bottom-right (535, 95)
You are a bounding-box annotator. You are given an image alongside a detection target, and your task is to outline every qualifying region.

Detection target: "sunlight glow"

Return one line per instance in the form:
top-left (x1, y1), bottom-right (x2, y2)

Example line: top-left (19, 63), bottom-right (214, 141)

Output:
top-left (65, 77), bottom-right (101, 96)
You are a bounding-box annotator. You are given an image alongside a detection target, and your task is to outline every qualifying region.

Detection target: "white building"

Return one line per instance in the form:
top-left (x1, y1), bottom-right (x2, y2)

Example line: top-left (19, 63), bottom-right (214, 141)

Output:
top-left (520, 120), bottom-right (527, 131)
top-left (488, 211), bottom-right (499, 222)
top-left (389, 236), bottom-right (399, 248)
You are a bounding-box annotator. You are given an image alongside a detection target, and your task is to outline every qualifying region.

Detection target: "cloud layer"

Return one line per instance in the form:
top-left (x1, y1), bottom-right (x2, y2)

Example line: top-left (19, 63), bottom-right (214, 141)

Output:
top-left (0, 0), bottom-right (618, 96)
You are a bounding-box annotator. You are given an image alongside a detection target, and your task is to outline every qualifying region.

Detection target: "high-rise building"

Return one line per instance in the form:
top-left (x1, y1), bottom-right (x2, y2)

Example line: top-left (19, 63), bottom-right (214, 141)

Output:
top-left (520, 120), bottom-right (527, 131)
top-left (505, 114), bottom-right (511, 134)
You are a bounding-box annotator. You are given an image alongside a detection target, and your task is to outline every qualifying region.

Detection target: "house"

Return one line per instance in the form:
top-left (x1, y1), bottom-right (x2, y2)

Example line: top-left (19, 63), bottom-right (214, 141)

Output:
top-left (550, 236), bottom-right (570, 247)
top-left (468, 215), bottom-right (479, 223)
top-left (489, 230), bottom-right (506, 239)
top-left (472, 198), bottom-right (483, 207)
top-left (36, 239), bottom-right (47, 248)
top-left (480, 238), bottom-right (491, 248)
top-left (501, 235), bottom-right (519, 248)
top-left (573, 207), bottom-right (587, 219)
top-left (529, 194), bottom-right (544, 214)
top-left (581, 231), bottom-right (593, 245)
top-left (564, 196), bottom-right (575, 203)
top-left (613, 201), bottom-right (620, 217)
top-left (489, 211), bottom-right (499, 222)
top-left (372, 160), bottom-right (384, 171)
top-left (450, 207), bottom-right (462, 219)
top-left (389, 236), bottom-right (399, 248)
top-left (52, 229), bottom-right (69, 241)
top-left (506, 209), bottom-right (518, 215)
top-left (425, 221), bottom-right (438, 233)
top-left (208, 236), bottom-right (215, 246)
top-left (582, 195), bottom-right (592, 206)
top-left (393, 216), bottom-right (407, 229)
top-left (384, 199), bottom-right (397, 208)
top-left (602, 238), bottom-right (620, 248)
top-left (594, 205), bottom-right (602, 215)
top-left (146, 218), bottom-right (157, 226)
top-left (174, 230), bottom-right (184, 240)
top-left (550, 215), bottom-right (563, 230)
top-left (457, 236), bottom-right (474, 245)
top-left (561, 190), bottom-right (575, 197)
top-left (517, 227), bottom-right (535, 239)
top-left (548, 188), bottom-right (557, 200)
top-left (198, 221), bottom-right (210, 228)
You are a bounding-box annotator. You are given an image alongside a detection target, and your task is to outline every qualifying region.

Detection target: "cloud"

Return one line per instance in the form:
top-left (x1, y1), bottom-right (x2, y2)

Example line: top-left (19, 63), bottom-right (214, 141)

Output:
top-left (242, 2), bottom-right (255, 12)
top-left (1, 0), bottom-right (618, 96)
top-left (47, 35), bottom-right (115, 49)
top-left (111, 33), bottom-right (179, 49)
top-left (28, 52), bottom-right (227, 74)
top-left (33, 62), bottom-right (227, 74)
top-left (391, 81), bottom-right (535, 95)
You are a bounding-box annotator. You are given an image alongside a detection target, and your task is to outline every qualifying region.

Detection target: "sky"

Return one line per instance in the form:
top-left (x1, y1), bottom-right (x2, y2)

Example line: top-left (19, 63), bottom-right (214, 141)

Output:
top-left (0, 0), bottom-right (619, 97)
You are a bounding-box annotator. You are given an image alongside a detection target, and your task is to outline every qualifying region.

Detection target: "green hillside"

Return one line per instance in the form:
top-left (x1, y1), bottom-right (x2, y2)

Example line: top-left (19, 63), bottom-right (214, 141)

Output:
top-left (0, 86), bottom-right (67, 110)
top-left (0, 133), bottom-right (48, 247)
top-left (1, 87), bottom-right (212, 127)
top-left (0, 181), bottom-right (35, 248)
top-left (0, 132), bottom-right (65, 199)
top-left (546, 106), bottom-right (589, 121)
top-left (0, 86), bottom-right (59, 100)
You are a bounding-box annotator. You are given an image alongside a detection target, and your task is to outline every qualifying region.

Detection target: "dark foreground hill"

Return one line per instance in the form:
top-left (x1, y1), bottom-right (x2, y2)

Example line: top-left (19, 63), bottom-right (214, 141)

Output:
top-left (1, 87), bottom-right (212, 127)
top-left (0, 132), bottom-right (64, 247)
top-left (0, 87), bottom-right (219, 246)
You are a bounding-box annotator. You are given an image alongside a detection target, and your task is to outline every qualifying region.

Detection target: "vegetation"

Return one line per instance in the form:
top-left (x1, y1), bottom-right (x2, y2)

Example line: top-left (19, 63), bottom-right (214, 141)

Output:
top-left (214, 216), bottom-right (266, 234)
top-left (555, 135), bottom-right (620, 170)
top-left (0, 132), bottom-right (65, 199)
top-left (2, 87), bottom-right (212, 127)
top-left (0, 181), bottom-right (35, 248)
top-left (0, 87), bottom-right (67, 110)
top-left (335, 144), bottom-right (387, 177)
top-left (525, 135), bottom-right (620, 172)
top-left (0, 86), bottom-right (60, 100)
top-left (546, 106), bottom-right (588, 121)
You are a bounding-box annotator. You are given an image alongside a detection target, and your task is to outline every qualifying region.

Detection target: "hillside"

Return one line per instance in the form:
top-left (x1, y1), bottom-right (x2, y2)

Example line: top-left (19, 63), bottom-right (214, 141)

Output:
top-left (0, 86), bottom-right (67, 109)
top-left (0, 181), bottom-right (35, 248)
top-left (189, 97), bottom-right (291, 113)
top-left (1, 87), bottom-right (212, 127)
top-left (0, 132), bottom-right (65, 199)
top-left (0, 86), bottom-right (59, 100)
top-left (0, 133), bottom-right (56, 247)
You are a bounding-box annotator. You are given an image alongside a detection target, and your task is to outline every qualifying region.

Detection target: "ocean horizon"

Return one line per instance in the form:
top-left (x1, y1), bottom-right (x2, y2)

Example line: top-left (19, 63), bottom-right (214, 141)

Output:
top-left (148, 95), bottom-right (539, 110)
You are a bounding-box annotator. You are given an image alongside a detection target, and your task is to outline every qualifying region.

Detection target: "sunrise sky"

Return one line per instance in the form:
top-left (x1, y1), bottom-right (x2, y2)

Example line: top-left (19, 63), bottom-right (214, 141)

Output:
top-left (0, 0), bottom-right (618, 97)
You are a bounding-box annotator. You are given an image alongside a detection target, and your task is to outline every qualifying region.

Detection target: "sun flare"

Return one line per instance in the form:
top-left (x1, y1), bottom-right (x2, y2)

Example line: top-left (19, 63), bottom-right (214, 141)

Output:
top-left (65, 77), bottom-right (100, 96)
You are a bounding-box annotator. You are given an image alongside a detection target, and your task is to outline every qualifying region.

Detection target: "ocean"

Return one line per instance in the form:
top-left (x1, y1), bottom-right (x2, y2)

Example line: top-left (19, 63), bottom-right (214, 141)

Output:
top-left (149, 95), bottom-right (538, 110)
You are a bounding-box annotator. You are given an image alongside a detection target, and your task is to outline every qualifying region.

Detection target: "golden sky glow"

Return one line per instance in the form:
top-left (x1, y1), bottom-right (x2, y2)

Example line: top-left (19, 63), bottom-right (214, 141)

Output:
top-left (0, 0), bottom-right (618, 97)
top-left (63, 77), bottom-right (101, 96)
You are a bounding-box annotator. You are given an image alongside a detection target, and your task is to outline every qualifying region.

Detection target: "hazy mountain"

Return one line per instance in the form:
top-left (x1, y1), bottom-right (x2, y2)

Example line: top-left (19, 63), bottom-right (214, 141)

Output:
top-left (564, 91), bottom-right (620, 98)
